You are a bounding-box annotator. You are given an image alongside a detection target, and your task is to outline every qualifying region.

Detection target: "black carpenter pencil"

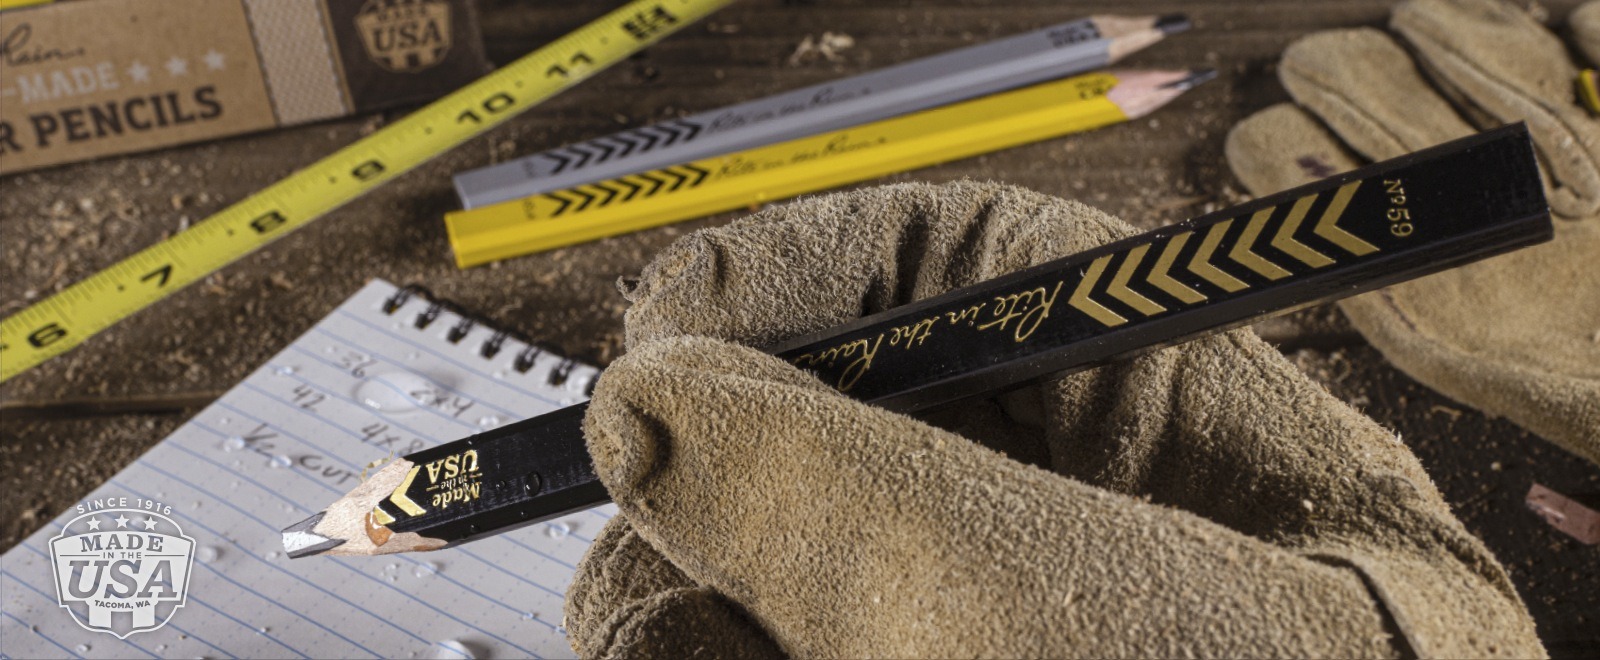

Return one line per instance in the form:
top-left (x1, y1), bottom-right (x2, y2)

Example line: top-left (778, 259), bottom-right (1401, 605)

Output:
top-left (285, 124), bottom-right (1549, 558)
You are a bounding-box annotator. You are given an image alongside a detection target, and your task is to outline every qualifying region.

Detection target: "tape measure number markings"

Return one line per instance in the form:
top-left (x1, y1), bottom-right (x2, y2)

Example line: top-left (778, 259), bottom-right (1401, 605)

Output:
top-left (0, 0), bottom-right (735, 382)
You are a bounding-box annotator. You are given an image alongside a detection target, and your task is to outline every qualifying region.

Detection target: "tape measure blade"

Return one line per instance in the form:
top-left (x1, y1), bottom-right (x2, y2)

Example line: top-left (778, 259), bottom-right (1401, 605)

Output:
top-left (1, 0), bottom-right (734, 383)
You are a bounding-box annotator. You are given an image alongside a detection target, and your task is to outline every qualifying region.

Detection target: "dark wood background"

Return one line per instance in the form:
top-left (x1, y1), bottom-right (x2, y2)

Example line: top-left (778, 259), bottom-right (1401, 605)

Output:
top-left (2, 0), bottom-right (1594, 653)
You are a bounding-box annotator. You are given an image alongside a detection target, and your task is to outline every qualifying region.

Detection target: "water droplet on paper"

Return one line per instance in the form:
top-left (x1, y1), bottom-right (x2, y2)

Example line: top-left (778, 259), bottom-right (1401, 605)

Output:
top-left (492, 370), bottom-right (507, 379)
top-left (521, 611), bottom-right (536, 621)
top-left (197, 546), bottom-right (220, 563)
top-left (408, 351), bottom-right (421, 360)
top-left (231, 460), bottom-right (242, 468)
top-left (269, 455), bottom-right (292, 469)
top-left (223, 436), bottom-right (246, 451)
top-left (275, 365), bottom-right (297, 375)
top-left (355, 371), bottom-right (437, 413)
top-left (267, 551), bottom-right (280, 560)
top-left (412, 561), bottom-right (439, 578)
top-left (218, 417), bottom-right (231, 425)
top-left (230, 480), bottom-right (240, 489)
top-left (544, 522), bottom-right (571, 539)
top-left (476, 415), bottom-right (501, 429)
top-left (256, 626), bottom-right (268, 635)
top-left (386, 562), bottom-right (399, 571)
top-left (75, 643), bottom-right (91, 653)
top-left (156, 644), bottom-right (167, 651)
top-left (325, 346), bottom-right (337, 354)
top-left (556, 624), bottom-right (568, 636)
top-left (559, 397), bottom-right (575, 406)
top-left (433, 639), bottom-right (478, 659)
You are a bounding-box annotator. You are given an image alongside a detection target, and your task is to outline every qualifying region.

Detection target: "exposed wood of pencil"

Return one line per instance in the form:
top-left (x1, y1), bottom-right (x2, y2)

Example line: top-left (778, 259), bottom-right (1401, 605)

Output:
top-left (281, 460), bottom-right (448, 558)
top-left (1097, 13), bottom-right (1190, 62)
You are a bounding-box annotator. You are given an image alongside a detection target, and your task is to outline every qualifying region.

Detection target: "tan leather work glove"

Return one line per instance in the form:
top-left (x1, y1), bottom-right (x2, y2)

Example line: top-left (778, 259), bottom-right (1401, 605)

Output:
top-left (561, 181), bottom-right (1543, 658)
top-left (1225, 0), bottom-right (1600, 464)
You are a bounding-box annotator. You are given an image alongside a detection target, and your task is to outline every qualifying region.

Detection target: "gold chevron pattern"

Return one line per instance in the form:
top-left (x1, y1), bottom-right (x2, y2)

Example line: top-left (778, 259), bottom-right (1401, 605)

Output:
top-left (1068, 255), bottom-right (1127, 326)
top-left (389, 466), bottom-right (427, 516)
top-left (1272, 195), bottom-right (1334, 267)
top-left (1064, 182), bottom-right (1379, 328)
top-left (1107, 244), bottom-right (1166, 314)
top-left (1231, 209), bottom-right (1291, 280)
top-left (1149, 233), bottom-right (1206, 304)
top-left (1313, 181), bottom-right (1377, 256)
top-left (1189, 220), bottom-right (1248, 292)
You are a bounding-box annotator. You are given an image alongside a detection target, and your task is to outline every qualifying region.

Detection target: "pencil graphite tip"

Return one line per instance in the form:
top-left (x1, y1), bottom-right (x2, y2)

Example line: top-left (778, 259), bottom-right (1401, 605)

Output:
top-left (1167, 68), bottom-right (1218, 91)
top-left (1155, 13), bottom-right (1192, 35)
top-left (282, 511), bottom-right (345, 559)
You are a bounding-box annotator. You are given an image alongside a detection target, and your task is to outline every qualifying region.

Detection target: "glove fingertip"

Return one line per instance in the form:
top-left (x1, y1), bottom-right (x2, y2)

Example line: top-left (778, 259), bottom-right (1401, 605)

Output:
top-left (1225, 104), bottom-right (1359, 197)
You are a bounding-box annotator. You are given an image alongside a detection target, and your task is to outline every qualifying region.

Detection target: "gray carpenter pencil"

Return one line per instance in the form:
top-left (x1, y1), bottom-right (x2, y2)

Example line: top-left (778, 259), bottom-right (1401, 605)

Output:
top-left (287, 125), bottom-right (1550, 558)
top-left (451, 13), bottom-right (1190, 208)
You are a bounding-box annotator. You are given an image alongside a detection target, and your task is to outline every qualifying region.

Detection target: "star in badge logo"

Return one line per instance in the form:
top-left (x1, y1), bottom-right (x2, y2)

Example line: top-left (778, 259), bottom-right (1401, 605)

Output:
top-left (128, 61), bottom-right (150, 83)
top-left (165, 56), bottom-right (188, 77)
top-left (203, 50), bottom-right (225, 71)
top-left (114, 514), bottom-right (131, 528)
top-left (142, 517), bottom-right (159, 530)
top-left (86, 517), bottom-right (102, 531)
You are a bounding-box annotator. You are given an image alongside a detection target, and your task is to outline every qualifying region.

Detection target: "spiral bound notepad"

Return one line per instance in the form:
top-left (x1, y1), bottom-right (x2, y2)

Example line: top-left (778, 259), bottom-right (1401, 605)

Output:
top-left (0, 279), bottom-right (610, 659)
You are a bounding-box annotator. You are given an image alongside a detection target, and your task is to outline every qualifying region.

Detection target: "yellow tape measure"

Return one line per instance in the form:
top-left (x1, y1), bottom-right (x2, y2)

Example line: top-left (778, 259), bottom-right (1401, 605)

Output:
top-left (0, 0), bottom-right (734, 382)
top-left (445, 70), bottom-right (1191, 267)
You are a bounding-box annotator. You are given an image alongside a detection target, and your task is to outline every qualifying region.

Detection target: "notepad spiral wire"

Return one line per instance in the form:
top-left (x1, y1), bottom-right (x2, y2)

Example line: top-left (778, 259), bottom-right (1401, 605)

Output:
top-left (381, 283), bottom-right (596, 396)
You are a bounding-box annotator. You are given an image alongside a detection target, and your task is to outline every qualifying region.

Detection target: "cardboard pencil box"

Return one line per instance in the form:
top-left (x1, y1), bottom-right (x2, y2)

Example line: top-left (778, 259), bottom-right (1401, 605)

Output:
top-left (0, 0), bottom-right (489, 175)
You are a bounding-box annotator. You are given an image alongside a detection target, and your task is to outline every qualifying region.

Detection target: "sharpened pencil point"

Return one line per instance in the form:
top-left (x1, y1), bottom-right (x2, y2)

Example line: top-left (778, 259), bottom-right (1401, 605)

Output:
top-left (1155, 13), bottom-right (1191, 35)
top-left (1166, 68), bottom-right (1218, 91)
top-left (283, 511), bottom-right (345, 559)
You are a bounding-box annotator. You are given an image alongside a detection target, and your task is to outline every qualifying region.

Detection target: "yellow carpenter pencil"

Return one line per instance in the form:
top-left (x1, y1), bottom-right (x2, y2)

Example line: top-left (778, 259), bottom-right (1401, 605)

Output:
top-left (1579, 69), bottom-right (1599, 115)
top-left (445, 68), bottom-right (1214, 267)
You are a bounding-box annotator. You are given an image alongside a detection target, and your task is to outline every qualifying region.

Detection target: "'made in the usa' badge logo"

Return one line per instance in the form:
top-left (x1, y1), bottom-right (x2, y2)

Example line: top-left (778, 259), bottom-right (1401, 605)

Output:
top-left (48, 501), bottom-right (195, 638)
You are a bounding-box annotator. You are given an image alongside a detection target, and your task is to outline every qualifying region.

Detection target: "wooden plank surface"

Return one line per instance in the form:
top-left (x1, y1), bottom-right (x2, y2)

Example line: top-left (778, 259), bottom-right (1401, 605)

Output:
top-left (2, 0), bottom-right (1595, 653)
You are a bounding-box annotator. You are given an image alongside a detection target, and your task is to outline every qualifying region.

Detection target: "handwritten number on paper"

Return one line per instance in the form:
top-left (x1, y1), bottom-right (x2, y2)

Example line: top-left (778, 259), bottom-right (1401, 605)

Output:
top-left (334, 348), bottom-right (377, 378)
top-left (291, 384), bottom-right (325, 411)
top-left (360, 423), bottom-right (425, 454)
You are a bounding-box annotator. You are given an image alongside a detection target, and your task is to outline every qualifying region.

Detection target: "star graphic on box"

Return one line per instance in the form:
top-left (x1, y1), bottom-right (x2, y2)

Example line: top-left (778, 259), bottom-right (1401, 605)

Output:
top-left (127, 61), bottom-right (150, 83)
top-left (165, 56), bottom-right (188, 77)
top-left (203, 50), bottom-right (225, 71)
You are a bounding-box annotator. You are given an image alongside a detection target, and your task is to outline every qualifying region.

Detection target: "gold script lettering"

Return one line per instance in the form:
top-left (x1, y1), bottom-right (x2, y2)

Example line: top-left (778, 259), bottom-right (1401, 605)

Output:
top-left (792, 333), bottom-right (884, 392)
top-left (888, 317), bottom-right (935, 348)
top-left (976, 281), bottom-right (1064, 342)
